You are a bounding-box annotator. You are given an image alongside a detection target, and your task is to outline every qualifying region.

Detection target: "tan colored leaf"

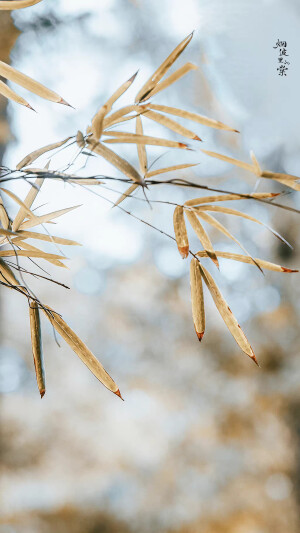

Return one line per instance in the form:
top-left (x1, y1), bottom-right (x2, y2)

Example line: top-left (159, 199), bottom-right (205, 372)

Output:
top-left (20, 205), bottom-right (80, 230)
top-left (190, 258), bottom-right (205, 341)
top-left (43, 306), bottom-right (122, 397)
top-left (0, 61), bottom-right (70, 105)
top-left (0, 197), bottom-right (9, 229)
top-left (250, 150), bottom-right (262, 176)
top-left (104, 131), bottom-right (189, 149)
top-left (184, 192), bottom-right (278, 206)
top-left (0, 0), bottom-right (42, 9)
top-left (199, 263), bottom-right (257, 364)
top-left (261, 170), bottom-right (300, 190)
top-left (69, 178), bottom-right (102, 186)
top-left (136, 115), bottom-right (147, 174)
top-left (135, 32), bottom-right (194, 103)
top-left (201, 149), bottom-right (254, 172)
top-left (87, 139), bottom-right (143, 184)
top-left (0, 79), bottom-right (33, 109)
top-left (103, 105), bottom-right (142, 129)
top-left (105, 71), bottom-right (138, 110)
top-left (16, 137), bottom-right (71, 170)
top-left (1, 187), bottom-right (37, 220)
top-left (29, 301), bottom-right (45, 398)
top-left (186, 210), bottom-right (219, 268)
top-left (12, 230), bottom-right (80, 246)
top-left (76, 130), bottom-right (85, 148)
top-left (113, 183), bottom-right (139, 207)
top-left (142, 109), bottom-right (201, 140)
top-left (146, 62), bottom-right (198, 99)
top-left (146, 163), bottom-right (199, 179)
top-left (147, 104), bottom-right (238, 132)
top-left (17, 240), bottom-right (67, 268)
top-left (0, 248), bottom-right (65, 260)
top-left (0, 258), bottom-right (20, 286)
top-left (173, 206), bottom-right (189, 259)
top-left (91, 104), bottom-right (109, 140)
top-left (196, 251), bottom-right (298, 273)
top-left (12, 177), bottom-right (44, 230)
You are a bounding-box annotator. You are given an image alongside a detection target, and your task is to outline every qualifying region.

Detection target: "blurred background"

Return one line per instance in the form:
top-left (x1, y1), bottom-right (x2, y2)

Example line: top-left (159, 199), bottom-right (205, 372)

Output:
top-left (0, 1), bottom-right (300, 532)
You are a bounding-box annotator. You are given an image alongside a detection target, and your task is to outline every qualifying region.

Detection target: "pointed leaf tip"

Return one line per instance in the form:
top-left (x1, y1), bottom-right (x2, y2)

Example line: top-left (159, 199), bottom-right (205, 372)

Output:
top-left (197, 331), bottom-right (204, 342)
top-left (115, 389), bottom-right (124, 401)
top-left (40, 390), bottom-right (45, 399)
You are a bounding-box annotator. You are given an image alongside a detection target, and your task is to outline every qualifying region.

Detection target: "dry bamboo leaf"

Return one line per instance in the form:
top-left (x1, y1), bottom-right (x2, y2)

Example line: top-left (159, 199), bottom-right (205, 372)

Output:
top-left (29, 301), bottom-right (45, 398)
top-left (105, 71), bottom-right (138, 110)
top-left (190, 258), bottom-right (205, 340)
top-left (261, 170), bottom-right (300, 190)
top-left (104, 131), bottom-right (189, 149)
top-left (12, 230), bottom-right (80, 246)
top-left (199, 263), bottom-right (258, 364)
top-left (146, 163), bottom-right (199, 179)
top-left (0, 0), bottom-right (42, 9)
top-left (17, 240), bottom-right (67, 268)
top-left (76, 130), bottom-right (85, 148)
top-left (0, 248), bottom-right (65, 260)
top-left (135, 32), bottom-right (194, 103)
top-left (20, 205), bottom-right (80, 230)
top-left (16, 137), bottom-right (71, 170)
top-left (147, 104), bottom-right (238, 132)
top-left (142, 109), bottom-right (201, 141)
top-left (146, 62), bottom-right (197, 99)
top-left (184, 192), bottom-right (278, 206)
top-left (69, 178), bottom-right (102, 186)
top-left (0, 228), bottom-right (17, 237)
top-left (0, 79), bottom-right (34, 109)
top-left (12, 177), bottom-right (44, 231)
top-left (0, 258), bottom-right (20, 286)
top-left (0, 61), bottom-right (70, 106)
top-left (195, 204), bottom-right (290, 247)
top-left (103, 105), bottom-right (142, 129)
top-left (1, 187), bottom-right (37, 220)
top-left (250, 150), bottom-right (262, 176)
top-left (43, 307), bottom-right (122, 398)
top-left (87, 139), bottom-right (144, 185)
top-left (194, 209), bottom-right (258, 266)
top-left (0, 198), bottom-right (10, 229)
top-left (113, 183), bottom-right (139, 207)
top-left (201, 149), bottom-right (254, 172)
top-left (186, 210), bottom-right (219, 268)
top-left (173, 206), bottom-right (189, 259)
top-left (135, 115), bottom-right (148, 175)
top-left (196, 251), bottom-right (298, 273)
top-left (91, 104), bottom-right (109, 141)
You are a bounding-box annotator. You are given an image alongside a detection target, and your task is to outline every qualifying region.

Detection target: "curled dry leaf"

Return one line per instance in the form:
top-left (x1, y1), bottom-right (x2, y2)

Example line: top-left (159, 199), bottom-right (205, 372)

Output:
top-left (196, 250), bottom-right (298, 273)
top-left (190, 258), bottom-right (205, 341)
top-left (186, 210), bottom-right (219, 268)
top-left (16, 137), bottom-right (71, 170)
top-left (173, 206), bottom-right (189, 259)
top-left (135, 32), bottom-right (194, 103)
top-left (0, 61), bottom-right (70, 107)
top-left (199, 263), bottom-right (258, 364)
top-left (29, 301), bottom-right (45, 398)
top-left (43, 307), bottom-right (122, 398)
top-left (0, 0), bottom-right (42, 9)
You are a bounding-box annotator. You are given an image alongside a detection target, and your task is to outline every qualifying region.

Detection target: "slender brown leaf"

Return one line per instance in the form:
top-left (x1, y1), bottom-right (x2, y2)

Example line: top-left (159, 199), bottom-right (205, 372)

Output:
top-left (250, 150), bottom-right (262, 176)
top-left (0, 79), bottom-right (34, 109)
top-left (136, 115), bottom-right (148, 174)
top-left (20, 205), bottom-right (80, 230)
top-left (196, 251), bottom-right (298, 273)
top-left (113, 183), bottom-right (140, 207)
top-left (190, 258), bottom-right (205, 340)
top-left (173, 206), bottom-right (189, 259)
top-left (184, 192), bottom-right (278, 206)
top-left (135, 32), bottom-right (194, 103)
top-left (43, 307), bottom-right (122, 397)
top-left (199, 263), bottom-right (258, 364)
top-left (0, 0), bottom-right (42, 9)
top-left (147, 104), bottom-right (238, 132)
top-left (87, 139), bottom-right (144, 184)
top-left (143, 109), bottom-right (201, 140)
top-left (186, 210), bottom-right (219, 268)
top-left (146, 163), bottom-right (199, 179)
top-left (0, 61), bottom-right (70, 105)
top-left (29, 301), bottom-right (45, 398)
top-left (146, 62), bottom-right (198, 99)
top-left (104, 131), bottom-right (190, 149)
top-left (16, 137), bottom-right (71, 170)
top-left (12, 177), bottom-right (44, 230)
top-left (201, 149), bottom-right (254, 172)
